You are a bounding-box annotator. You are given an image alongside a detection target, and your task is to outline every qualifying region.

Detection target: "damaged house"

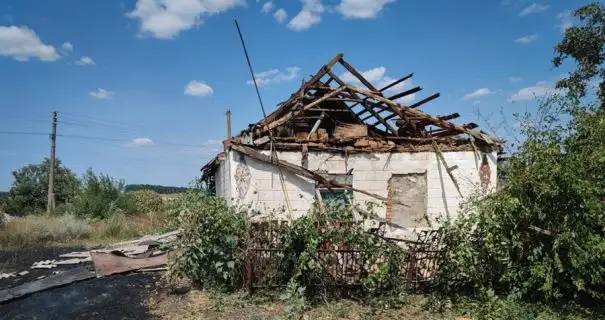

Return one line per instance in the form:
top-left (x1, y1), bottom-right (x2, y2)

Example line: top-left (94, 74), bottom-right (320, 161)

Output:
top-left (201, 53), bottom-right (501, 239)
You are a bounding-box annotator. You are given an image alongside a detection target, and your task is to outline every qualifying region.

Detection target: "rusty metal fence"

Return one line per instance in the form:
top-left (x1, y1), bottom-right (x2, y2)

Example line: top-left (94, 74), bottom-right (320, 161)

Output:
top-left (244, 220), bottom-right (444, 292)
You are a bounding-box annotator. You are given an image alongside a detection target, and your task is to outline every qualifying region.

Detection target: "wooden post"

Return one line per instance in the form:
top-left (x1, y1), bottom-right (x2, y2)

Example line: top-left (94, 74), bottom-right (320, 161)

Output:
top-left (47, 111), bottom-right (57, 213)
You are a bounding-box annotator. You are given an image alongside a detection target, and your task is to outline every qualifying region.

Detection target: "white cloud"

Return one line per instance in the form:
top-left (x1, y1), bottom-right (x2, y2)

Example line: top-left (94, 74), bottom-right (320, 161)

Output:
top-left (128, 137), bottom-right (154, 147)
top-left (88, 88), bottom-right (114, 99)
top-left (126, 0), bottom-right (244, 39)
top-left (185, 80), bottom-right (213, 96)
top-left (509, 76), bottom-right (522, 83)
top-left (340, 66), bottom-right (416, 102)
top-left (61, 42), bottom-right (73, 52)
top-left (337, 0), bottom-right (395, 19)
top-left (273, 8), bottom-right (288, 23)
top-left (288, 0), bottom-right (324, 31)
top-left (509, 82), bottom-right (563, 102)
top-left (247, 67), bottom-right (300, 87)
top-left (0, 25), bottom-right (60, 62)
top-left (261, 1), bottom-right (274, 13)
top-left (462, 88), bottom-right (493, 100)
top-left (519, 3), bottom-right (549, 16)
top-left (514, 34), bottom-right (538, 44)
top-left (75, 56), bottom-right (95, 66)
top-left (556, 10), bottom-right (573, 33)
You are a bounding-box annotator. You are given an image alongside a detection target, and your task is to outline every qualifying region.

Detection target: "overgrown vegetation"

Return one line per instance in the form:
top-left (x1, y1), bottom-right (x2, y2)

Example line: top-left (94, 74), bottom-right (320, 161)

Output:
top-left (124, 190), bottom-right (165, 213)
top-left (170, 190), bottom-right (248, 291)
top-left (124, 184), bottom-right (187, 194)
top-left (0, 160), bottom-right (172, 247)
top-left (72, 168), bottom-right (134, 219)
top-left (169, 191), bottom-right (408, 317)
top-left (0, 211), bottom-right (167, 248)
top-left (438, 95), bottom-right (605, 307)
top-left (4, 158), bottom-right (79, 216)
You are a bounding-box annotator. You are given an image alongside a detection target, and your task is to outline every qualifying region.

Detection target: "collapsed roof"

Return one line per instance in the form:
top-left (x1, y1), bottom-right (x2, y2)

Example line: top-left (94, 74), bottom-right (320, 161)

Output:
top-left (227, 53), bottom-right (499, 154)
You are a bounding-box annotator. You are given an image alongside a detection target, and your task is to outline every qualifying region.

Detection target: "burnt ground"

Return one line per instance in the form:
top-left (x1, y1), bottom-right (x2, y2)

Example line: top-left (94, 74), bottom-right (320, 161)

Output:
top-left (0, 247), bottom-right (160, 320)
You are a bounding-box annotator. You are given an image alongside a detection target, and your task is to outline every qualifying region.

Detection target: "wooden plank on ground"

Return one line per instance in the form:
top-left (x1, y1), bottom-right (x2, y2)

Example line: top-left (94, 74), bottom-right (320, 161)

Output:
top-left (0, 267), bottom-right (95, 304)
top-left (91, 252), bottom-right (168, 277)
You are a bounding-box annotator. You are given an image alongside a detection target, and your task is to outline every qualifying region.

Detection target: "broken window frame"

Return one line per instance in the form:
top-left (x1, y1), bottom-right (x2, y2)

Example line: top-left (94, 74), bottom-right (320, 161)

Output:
top-left (316, 174), bottom-right (353, 214)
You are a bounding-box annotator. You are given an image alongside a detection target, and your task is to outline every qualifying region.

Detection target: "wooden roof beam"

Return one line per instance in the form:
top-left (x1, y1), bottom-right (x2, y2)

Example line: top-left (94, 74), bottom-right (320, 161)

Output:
top-left (398, 112), bottom-right (460, 126)
top-left (307, 53), bottom-right (344, 87)
top-left (338, 58), bottom-right (379, 92)
top-left (261, 87), bottom-right (346, 133)
top-left (325, 70), bottom-right (399, 135)
top-left (347, 85), bottom-right (494, 144)
top-left (354, 73), bottom-right (413, 117)
top-left (371, 93), bottom-right (441, 125)
top-left (360, 86), bottom-right (423, 122)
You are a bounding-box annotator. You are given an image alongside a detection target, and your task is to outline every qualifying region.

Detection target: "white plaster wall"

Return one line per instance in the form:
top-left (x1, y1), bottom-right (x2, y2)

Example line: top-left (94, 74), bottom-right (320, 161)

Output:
top-left (223, 149), bottom-right (497, 237)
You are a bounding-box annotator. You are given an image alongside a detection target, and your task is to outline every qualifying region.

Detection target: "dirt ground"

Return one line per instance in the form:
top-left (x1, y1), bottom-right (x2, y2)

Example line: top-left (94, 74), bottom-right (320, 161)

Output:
top-left (0, 247), bottom-right (160, 320)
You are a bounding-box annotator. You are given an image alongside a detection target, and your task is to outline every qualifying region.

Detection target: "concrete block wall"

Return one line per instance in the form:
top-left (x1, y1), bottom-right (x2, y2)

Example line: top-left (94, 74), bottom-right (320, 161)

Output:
top-left (223, 149), bottom-right (498, 236)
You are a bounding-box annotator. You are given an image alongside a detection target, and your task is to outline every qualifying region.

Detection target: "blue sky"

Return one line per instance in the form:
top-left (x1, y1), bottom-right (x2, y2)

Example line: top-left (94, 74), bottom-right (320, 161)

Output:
top-left (0, 0), bottom-right (586, 189)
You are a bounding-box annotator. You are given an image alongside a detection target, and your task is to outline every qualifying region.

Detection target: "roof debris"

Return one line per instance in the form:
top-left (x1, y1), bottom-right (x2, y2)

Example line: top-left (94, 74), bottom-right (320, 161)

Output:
top-left (202, 53), bottom-right (501, 183)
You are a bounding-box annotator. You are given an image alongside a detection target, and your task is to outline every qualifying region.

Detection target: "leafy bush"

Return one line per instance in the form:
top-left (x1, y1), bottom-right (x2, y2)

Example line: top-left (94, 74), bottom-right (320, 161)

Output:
top-left (169, 190), bottom-right (408, 306)
top-left (73, 168), bottom-right (129, 219)
top-left (438, 96), bottom-right (605, 303)
top-left (278, 202), bottom-right (408, 299)
top-left (125, 190), bottom-right (164, 213)
top-left (171, 190), bottom-right (248, 291)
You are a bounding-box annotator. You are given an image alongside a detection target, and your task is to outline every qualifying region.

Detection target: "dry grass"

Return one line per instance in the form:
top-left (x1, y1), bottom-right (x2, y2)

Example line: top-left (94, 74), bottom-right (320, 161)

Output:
top-left (149, 289), bottom-right (435, 320)
top-left (0, 212), bottom-right (168, 248)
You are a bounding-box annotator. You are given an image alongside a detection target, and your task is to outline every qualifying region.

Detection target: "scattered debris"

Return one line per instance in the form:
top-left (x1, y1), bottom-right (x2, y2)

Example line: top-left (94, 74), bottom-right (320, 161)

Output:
top-left (0, 230), bottom-right (180, 304)
top-left (0, 267), bottom-right (95, 304)
top-left (91, 252), bottom-right (168, 277)
top-left (31, 261), bottom-right (57, 269)
top-left (59, 252), bottom-right (91, 259)
top-left (55, 257), bottom-right (91, 265)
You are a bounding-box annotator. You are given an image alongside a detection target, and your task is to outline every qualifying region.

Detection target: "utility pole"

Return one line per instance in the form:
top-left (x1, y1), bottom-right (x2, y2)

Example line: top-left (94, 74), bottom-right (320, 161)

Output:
top-left (226, 109), bottom-right (232, 139)
top-left (47, 111), bottom-right (57, 213)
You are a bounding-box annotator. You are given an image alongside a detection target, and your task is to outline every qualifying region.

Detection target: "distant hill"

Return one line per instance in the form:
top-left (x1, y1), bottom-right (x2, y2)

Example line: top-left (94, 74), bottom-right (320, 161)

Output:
top-left (124, 184), bottom-right (188, 194)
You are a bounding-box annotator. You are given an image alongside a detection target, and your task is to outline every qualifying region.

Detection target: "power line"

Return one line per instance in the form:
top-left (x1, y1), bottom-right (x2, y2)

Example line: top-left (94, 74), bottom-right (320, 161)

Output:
top-left (0, 130), bottom-right (211, 148)
top-left (0, 130), bottom-right (49, 137)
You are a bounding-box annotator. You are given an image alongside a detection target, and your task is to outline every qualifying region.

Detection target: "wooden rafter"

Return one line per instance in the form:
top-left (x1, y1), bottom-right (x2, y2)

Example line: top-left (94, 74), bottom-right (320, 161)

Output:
top-left (371, 92), bottom-right (441, 125)
top-left (325, 70), bottom-right (399, 135)
top-left (232, 53), bottom-right (499, 150)
top-left (360, 87), bottom-right (423, 122)
top-left (338, 58), bottom-right (379, 92)
top-left (353, 73), bottom-right (413, 117)
top-left (347, 85), bottom-right (494, 144)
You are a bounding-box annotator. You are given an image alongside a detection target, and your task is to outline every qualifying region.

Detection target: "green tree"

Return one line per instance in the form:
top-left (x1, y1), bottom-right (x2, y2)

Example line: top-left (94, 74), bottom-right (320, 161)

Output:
top-left (554, 2), bottom-right (605, 106)
top-left (5, 158), bottom-right (79, 216)
top-left (440, 96), bottom-right (605, 302)
top-left (73, 168), bottom-right (130, 219)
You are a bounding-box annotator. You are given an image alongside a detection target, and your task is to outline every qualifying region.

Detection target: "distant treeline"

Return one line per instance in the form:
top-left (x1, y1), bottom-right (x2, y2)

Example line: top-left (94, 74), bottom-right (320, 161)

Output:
top-left (124, 184), bottom-right (188, 194)
top-left (0, 191), bottom-right (8, 199)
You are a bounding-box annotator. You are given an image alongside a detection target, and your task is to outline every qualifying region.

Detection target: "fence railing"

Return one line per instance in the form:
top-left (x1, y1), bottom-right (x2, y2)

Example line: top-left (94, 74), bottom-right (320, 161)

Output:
top-left (244, 220), bottom-right (444, 293)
